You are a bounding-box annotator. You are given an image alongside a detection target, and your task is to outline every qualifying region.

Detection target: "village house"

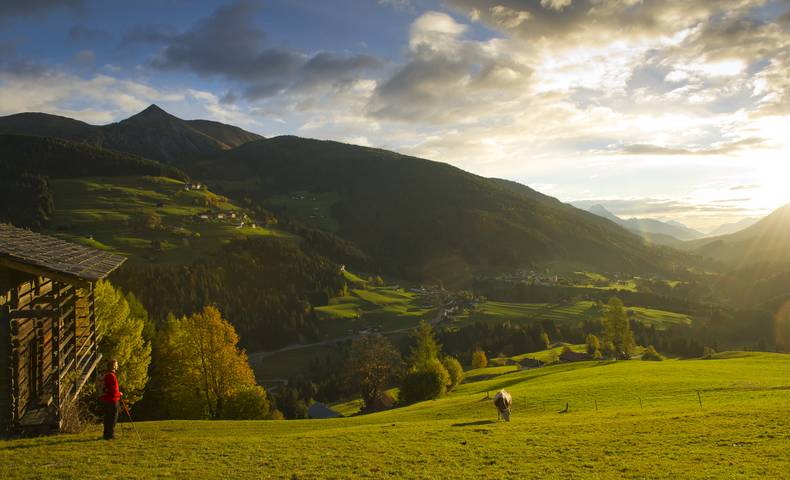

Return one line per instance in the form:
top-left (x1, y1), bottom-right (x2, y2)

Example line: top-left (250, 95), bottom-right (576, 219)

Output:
top-left (0, 224), bottom-right (126, 435)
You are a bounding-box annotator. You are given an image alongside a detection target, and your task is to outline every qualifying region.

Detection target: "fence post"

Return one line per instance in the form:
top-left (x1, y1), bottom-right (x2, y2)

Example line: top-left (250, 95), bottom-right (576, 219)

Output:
top-left (697, 390), bottom-right (703, 409)
top-left (594, 399), bottom-right (598, 412)
top-left (638, 397), bottom-right (643, 409)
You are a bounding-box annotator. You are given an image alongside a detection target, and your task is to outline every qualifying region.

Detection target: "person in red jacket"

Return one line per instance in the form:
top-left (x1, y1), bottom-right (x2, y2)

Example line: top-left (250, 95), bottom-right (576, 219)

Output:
top-left (101, 358), bottom-right (123, 440)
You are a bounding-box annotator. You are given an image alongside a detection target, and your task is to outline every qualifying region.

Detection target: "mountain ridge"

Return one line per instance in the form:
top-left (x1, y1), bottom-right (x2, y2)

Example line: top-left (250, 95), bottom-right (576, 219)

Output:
top-left (0, 104), bottom-right (263, 164)
top-left (584, 204), bottom-right (704, 243)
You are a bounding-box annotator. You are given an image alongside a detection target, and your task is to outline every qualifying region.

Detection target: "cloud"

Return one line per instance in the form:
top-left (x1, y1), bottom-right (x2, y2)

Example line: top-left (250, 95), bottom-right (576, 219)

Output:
top-left (368, 11), bottom-right (533, 123)
top-left (571, 198), bottom-right (757, 217)
top-left (618, 137), bottom-right (769, 156)
top-left (118, 24), bottom-right (178, 47)
top-left (0, 0), bottom-right (82, 21)
top-left (151, 0), bottom-right (379, 100)
top-left (73, 49), bottom-right (95, 65)
top-left (378, 0), bottom-right (415, 12)
top-left (445, 0), bottom-right (762, 46)
top-left (0, 43), bottom-right (46, 77)
top-left (67, 25), bottom-right (111, 43)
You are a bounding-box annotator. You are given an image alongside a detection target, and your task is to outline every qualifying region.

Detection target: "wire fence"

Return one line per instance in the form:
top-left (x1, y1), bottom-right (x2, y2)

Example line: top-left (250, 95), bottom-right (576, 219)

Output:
top-left (483, 385), bottom-right (790, 415)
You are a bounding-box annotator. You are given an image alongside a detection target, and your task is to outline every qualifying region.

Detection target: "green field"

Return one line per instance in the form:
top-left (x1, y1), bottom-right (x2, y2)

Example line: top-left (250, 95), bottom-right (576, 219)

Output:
top-left (314, 285), bottom-right (434, 338)
top-left (47, 176), bottom-right (287, 265)
top-left (463, 300), bottom-right (691, 330)
top-left (251, 284), bottom-right (433, 381)
top-left (2, 352), bottom-right (789, 479)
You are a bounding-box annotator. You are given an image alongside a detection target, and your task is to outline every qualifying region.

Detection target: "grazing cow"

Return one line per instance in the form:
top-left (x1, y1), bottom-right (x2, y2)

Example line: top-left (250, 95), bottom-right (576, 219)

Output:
top-left (494, 389), bottom-right (512, 421)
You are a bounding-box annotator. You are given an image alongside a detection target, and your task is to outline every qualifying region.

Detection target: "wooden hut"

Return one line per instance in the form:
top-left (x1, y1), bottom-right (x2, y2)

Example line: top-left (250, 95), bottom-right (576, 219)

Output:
top-left (0, 224), bottom-right (126, 434)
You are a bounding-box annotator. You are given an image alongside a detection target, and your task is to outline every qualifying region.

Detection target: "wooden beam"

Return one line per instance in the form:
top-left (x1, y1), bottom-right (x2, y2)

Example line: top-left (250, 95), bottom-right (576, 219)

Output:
top-left (0, 257), bottom-right (89, 289)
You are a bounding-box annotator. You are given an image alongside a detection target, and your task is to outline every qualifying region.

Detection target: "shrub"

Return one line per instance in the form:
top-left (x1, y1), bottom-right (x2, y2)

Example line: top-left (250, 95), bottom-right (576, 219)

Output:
top-left (442, 356), bottom-right (463, 390)
top-left (399, 360), bottom-right (450, 403)
top-left (702, 346), bottom-right (716, 359)
top-left (602, 341), bottom-right (616, 358)
top-left (223, 386), bottom-right (271, 420)
top-left (593, 349), bottom-right (602, 360)
top-left (641, 345), bottom-right (663, 361)
top-left (585, 333), bottom-right (600, 355)
top-left (471, 349), bottom-right (488, 369)
top-left (269, 409), bottom-right (285, 420)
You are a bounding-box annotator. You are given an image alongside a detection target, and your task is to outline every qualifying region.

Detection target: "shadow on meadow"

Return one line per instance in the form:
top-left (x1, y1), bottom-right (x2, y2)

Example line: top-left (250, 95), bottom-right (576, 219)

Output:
top-left (450, 420), bottom-right (496, 427)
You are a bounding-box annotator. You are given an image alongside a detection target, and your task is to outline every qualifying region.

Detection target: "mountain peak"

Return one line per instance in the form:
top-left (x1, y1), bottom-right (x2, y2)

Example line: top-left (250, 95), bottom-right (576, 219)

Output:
top-left (124, 104), bottom-right (177, 122)
top-left (588, 204), bottom-right (621, 221)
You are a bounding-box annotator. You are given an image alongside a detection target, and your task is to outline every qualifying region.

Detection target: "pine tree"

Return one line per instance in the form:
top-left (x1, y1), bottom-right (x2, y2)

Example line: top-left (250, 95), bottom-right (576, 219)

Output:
top-left (602, 297), bottom-right (635, 357)
top-left (408, 321), bottom-right (441, 370)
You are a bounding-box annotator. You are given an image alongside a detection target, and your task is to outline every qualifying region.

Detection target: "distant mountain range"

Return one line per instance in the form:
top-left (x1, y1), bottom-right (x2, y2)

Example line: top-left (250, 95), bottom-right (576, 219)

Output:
top-left (0, 104), bottom-right (262, 164)
top-left (0, 105), bottom-right (687, 278)
top-left (585, 204), bottom-right (704, 246)
top-left (704, 217), bottom-right (760, 237)
top-left (684, 204), bottom-right (790, 267)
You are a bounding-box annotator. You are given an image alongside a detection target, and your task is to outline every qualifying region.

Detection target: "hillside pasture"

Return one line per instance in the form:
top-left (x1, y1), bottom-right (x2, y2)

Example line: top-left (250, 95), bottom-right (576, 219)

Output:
top-left (314, 285), bottom-right (434, 338)
top-left (48, 176), bottom-right (286, 265)
top-left (461, 300), bottom-right (691, 330)
top-left (2, 352), bottom-right (789, 479)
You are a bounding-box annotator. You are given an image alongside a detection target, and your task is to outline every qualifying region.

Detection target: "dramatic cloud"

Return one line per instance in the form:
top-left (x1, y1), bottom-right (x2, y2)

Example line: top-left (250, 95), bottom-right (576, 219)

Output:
top-left (118, 24), bottom-right (178, 47)
top-left (151, 0), bottom-right (380, 99)
top-left (67, 25), bottom-right (111, 43)
top-left (369, 11), bottom-right (532, 123)
top-left (618, 138), bottom-right (769, 156)
top-left (447, 0), bottom-right (763, 45)
top-left (0, 0), bottom-right (82, 20)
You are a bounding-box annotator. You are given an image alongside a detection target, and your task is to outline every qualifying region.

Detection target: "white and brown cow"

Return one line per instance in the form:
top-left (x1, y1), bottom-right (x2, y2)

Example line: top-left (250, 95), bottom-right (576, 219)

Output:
top-left (494, 389), bottom-right (512, 421)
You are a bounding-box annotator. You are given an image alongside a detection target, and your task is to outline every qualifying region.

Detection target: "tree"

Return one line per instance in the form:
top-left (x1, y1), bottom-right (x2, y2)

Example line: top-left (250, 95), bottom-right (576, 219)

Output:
top-left (342, 335), bottom-right (401, 409)
top-left (775, 303), bottom-right (790, 353)
top-left (602, 297), bottom-right (635, 357)
top-left (407, 321), bottom-right (441, 370)
top-left (144, 212), bottom-right (162, 230)
top-left (642, 345), bottom-right (663, 361)
top-left (471, 349), bottom-right (488, 369)
top-left (540, 331), bottom-right (550, 349)
top-left (156, 306), bottom-right (258, 419)
top-left (399, 359), bottom-right (450, 403)
top-left (94, 280), bottom-right (152, 405)
top-left (442, 355), bottom-right (463, 391)
top-left (585, 333), bottom-right (600, 356)
top-left (223, 386), bottom-right (270, 420)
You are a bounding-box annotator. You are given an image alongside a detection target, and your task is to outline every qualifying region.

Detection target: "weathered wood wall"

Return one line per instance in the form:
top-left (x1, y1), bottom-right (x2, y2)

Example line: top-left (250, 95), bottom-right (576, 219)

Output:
top-left (1, 267), bottom-right (96, 433)
top-left (0, 267), bottom-right (11, 432)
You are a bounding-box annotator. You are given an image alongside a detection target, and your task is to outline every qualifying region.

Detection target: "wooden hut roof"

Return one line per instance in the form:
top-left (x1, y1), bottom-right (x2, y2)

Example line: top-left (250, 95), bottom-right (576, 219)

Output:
top-left (0, 223), bottom-right (126, 285)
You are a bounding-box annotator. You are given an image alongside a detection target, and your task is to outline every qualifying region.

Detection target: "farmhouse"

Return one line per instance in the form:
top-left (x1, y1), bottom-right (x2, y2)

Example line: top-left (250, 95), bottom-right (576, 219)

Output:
top-left (0, 224), bottom-right (126, 435)
top-left (559, 348), bottom-right (592, 363)
top-left (519, 358), bottom-right (544, 369)
top-left (307, 402), bottom-right (342, 419)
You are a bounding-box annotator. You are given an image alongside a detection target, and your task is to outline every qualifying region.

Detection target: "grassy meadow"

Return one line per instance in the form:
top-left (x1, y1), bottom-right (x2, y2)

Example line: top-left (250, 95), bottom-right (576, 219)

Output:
top-left (47, 176), bottom-right (286, 265)
top-left (3, 352), bottom-right (789, 479)
top-left (462, 300), bottom-right (691, 330)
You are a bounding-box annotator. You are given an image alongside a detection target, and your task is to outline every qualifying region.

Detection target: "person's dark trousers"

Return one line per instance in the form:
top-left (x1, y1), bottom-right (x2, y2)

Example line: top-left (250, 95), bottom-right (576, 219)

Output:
top-left (103, 400), bottom-right (119, 440)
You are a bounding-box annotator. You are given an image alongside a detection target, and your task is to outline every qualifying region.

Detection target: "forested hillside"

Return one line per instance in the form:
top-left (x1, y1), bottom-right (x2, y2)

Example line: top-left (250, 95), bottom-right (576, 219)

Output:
top-left (190, 136), bottom-right (685, 280)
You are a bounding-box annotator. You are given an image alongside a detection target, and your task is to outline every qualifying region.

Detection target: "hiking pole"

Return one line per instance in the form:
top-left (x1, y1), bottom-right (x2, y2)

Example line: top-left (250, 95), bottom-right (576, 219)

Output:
top-left (121, 398), bottom-right (142, 441)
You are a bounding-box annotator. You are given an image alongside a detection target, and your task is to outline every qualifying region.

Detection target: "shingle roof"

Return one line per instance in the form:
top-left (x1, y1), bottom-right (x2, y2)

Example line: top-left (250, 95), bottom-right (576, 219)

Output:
top-left (0, 223), bottom-right (126, 282)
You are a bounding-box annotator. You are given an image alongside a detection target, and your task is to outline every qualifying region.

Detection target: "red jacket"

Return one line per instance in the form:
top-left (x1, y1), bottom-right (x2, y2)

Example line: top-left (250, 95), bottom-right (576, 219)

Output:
top-left (101, 371), bottom-right (122, 403)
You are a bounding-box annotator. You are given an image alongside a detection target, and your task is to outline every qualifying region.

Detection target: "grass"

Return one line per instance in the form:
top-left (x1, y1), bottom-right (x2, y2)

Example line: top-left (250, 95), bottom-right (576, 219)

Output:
top-left (254, 284), bottom-right (434, 381)
top-left (2, 352), bottom-right (789, 479)
top-left (461, 300), bottom-right (691, 329)
top-left (47, 176), bottom-right (287, 266)
top-left (314, 285), bottom-right (434, 338)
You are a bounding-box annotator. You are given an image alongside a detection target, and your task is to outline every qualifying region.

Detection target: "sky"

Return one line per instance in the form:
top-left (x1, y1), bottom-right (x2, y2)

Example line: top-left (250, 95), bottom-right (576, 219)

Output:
top-left (1, 0), bottom-right (789, 231)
